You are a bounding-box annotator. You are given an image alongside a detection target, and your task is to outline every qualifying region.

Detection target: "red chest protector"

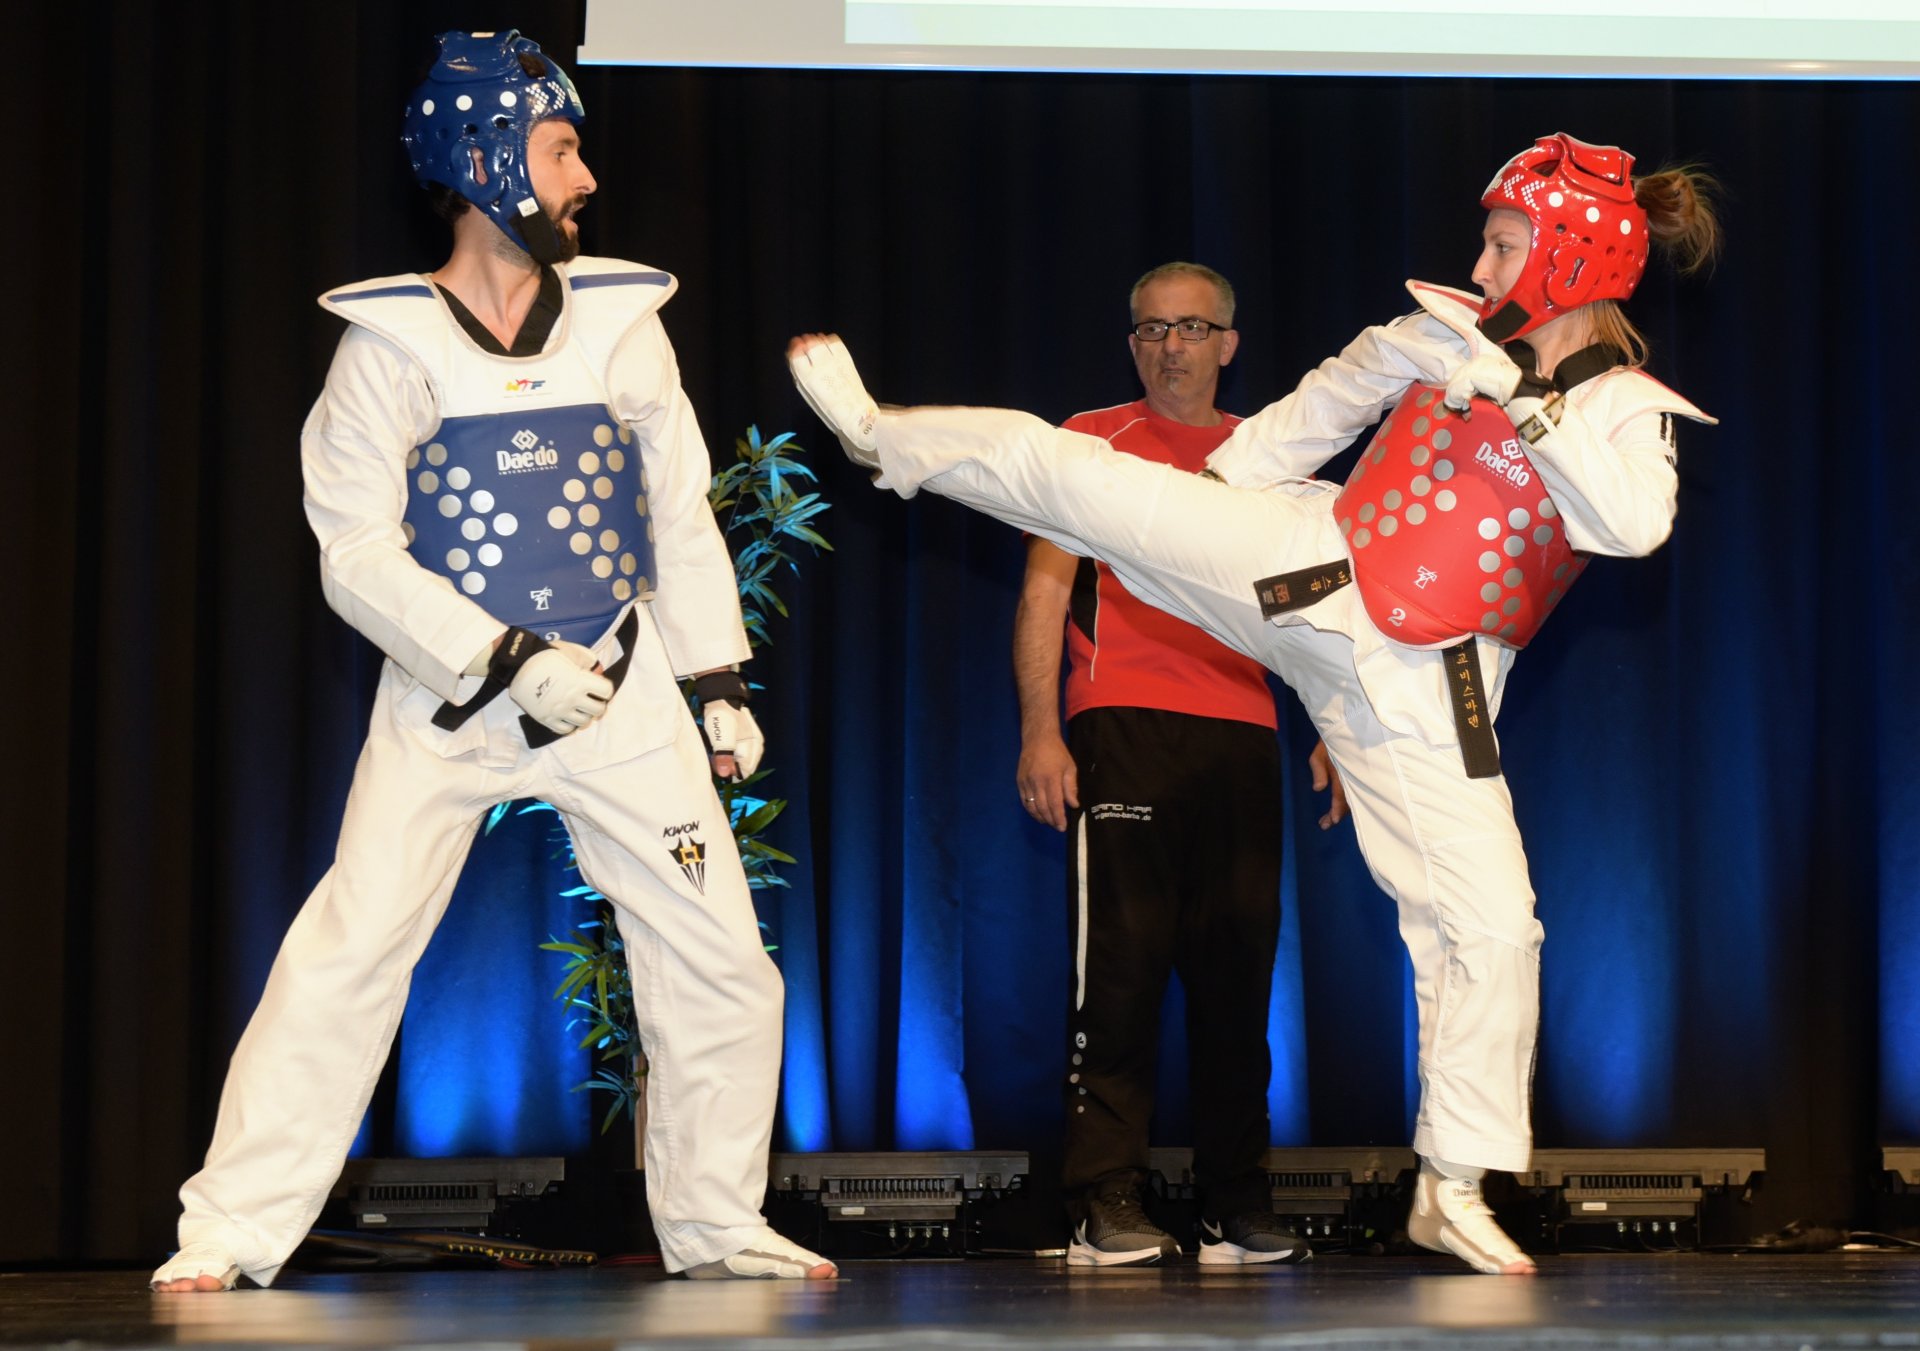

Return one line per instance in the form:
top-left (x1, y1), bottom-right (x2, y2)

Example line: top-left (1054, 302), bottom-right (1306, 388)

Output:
top-left (1333, 386), bottom-right (1586, 649)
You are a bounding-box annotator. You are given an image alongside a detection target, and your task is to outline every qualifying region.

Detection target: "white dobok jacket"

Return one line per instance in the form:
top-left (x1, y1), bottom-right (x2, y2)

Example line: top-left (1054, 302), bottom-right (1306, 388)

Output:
top-left (304, 256), bottom-right (749, 766)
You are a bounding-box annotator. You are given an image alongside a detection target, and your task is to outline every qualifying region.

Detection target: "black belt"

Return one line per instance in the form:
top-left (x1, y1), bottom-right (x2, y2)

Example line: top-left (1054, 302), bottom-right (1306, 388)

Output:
top-left (1254, 561), bottom-right (1352, 618)
top-left (1253, 563), bottom-right (1500, 779)
top-left (431, 610), bottom-right (641, 749)
top-left (1442, 638), bottom-right (1501, 779)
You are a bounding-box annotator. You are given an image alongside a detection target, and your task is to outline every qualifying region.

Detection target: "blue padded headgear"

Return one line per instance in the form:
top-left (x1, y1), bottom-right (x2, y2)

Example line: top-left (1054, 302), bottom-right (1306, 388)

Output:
top-left (401, 31), bottom-right (585, 263)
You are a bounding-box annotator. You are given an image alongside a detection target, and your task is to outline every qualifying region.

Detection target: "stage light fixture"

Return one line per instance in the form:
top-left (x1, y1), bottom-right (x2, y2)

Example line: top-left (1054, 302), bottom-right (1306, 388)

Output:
top-left (328, 1157), bottom-right (565, 1232)
top-left (766, 1151), bottom-right (1031, 1258)
top-left (1514, 1149), bottom-right (1765, 1250)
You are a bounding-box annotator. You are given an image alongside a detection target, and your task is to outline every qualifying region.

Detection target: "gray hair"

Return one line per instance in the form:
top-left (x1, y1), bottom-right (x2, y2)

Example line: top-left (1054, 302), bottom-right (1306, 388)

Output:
top-left (1129, 261), bottom-right (1236, 327)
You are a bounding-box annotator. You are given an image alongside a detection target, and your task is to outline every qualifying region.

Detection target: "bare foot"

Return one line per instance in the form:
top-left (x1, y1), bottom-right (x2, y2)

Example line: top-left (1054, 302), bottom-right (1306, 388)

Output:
top-left (150, 1244), bottom-right (240, 1292)
top-left (682, 1231), bottom-right (839, 1280)
top-left (787, 332), bottom-right (840, 359)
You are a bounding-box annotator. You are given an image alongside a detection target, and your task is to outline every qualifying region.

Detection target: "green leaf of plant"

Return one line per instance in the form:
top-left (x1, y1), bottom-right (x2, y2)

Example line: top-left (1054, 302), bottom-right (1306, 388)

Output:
top-left (738, 800), bottom-right (786, 834)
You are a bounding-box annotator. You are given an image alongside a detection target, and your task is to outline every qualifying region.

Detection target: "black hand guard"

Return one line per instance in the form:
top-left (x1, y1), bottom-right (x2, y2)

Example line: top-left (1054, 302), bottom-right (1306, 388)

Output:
top-left (692, 670), bottom-right (751, 708)
top-left (488, 627), bottom-right (555, 683)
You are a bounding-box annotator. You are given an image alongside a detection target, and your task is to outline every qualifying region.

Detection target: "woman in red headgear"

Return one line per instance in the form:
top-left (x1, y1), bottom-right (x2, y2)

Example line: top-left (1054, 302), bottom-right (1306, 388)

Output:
top-left (1200, 135), bottom-right (1722, 1274)
top-left (789, 133), bottom-right (1720, 1275)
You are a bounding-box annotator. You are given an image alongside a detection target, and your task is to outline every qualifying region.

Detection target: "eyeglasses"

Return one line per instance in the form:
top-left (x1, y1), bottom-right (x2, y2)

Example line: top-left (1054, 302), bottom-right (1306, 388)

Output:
top-left (1131, 318), bottom-right (1229, 342)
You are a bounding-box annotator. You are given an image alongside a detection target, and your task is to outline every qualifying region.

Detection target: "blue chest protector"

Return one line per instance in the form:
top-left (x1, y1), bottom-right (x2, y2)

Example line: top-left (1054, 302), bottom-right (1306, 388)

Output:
top-left (323, 261), bottom-right (672, 647)
top-left (402, 404), bottom-right (656, 645)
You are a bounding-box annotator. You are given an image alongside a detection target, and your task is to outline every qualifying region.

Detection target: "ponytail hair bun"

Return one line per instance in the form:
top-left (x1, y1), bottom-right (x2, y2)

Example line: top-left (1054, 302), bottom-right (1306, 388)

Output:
top-left (1636, 166), bottom-right (1722, 276)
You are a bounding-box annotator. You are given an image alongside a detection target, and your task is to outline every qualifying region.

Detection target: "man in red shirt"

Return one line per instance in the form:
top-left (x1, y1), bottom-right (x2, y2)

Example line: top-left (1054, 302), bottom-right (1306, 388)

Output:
top-left (1014, 263), bottom-right (1306, 1267)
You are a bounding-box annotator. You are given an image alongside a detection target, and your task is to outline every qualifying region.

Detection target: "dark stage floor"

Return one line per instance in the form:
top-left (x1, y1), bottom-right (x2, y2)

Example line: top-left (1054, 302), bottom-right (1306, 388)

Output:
top-left (7, 1254), bottom-right (1920, 1350)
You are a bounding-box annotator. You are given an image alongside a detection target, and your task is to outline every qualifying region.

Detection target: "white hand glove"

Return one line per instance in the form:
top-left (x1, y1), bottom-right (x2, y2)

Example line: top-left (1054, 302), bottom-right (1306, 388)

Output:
top-left (788, 334), bottom-right (880, 466)
top-left (1443, 351), bottom-right (1525, 412)
top-left (509, 642), bottom-right (612, 736)
top-left (702, 700), bottom-right (765, 780)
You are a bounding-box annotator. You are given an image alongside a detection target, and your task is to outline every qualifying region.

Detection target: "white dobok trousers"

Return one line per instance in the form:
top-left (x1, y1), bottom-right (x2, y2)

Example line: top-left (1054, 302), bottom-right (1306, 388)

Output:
top-left (176, 639), bottom-right (784, 1281)
top-left (873, 405), bottom-right (1544, 1172)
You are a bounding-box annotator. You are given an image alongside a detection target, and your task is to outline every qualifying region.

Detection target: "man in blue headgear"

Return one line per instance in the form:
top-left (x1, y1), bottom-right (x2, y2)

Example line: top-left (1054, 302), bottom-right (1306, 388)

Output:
top-left (402, 29), bottom-right (587, 267)
top-left (152, 30), bottom-right (834, 1288)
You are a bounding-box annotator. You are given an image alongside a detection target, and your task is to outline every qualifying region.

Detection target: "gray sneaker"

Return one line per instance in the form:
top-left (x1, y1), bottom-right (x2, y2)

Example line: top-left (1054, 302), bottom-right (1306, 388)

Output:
top-left (1197, 1211), bottom-right (1313, 1265)
top-left (1068, 1186), bottom-right (1180, 1267)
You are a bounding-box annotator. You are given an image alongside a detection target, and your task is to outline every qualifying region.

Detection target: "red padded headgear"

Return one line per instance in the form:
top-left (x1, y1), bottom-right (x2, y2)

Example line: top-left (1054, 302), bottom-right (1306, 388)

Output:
top-left (1478, 133), bottom-right (1648, 343)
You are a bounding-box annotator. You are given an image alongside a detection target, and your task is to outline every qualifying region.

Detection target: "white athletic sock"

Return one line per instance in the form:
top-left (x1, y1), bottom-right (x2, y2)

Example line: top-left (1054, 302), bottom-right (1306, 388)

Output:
top-left (1426, 1155), bottom-right (1487, 1183)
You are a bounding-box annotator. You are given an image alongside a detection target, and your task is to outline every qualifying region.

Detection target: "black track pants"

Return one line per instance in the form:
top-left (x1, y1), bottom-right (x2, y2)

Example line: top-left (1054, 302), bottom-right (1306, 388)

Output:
top-left (1062, 705), bottom-right (1283, 1220)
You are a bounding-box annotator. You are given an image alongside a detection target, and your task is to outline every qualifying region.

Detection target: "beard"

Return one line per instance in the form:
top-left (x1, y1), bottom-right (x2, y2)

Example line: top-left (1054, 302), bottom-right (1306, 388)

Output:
top-left (547, 194), bottom-right (587, 263)
top-left (495, 192), bottom-right (587, 266)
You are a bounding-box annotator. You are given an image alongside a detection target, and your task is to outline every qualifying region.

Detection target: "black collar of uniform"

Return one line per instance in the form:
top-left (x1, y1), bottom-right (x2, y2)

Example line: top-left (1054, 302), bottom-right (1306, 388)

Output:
top-left (1500, 339), bottom-right (1627, 399)
top-left (435, 265), bottom-right (564, 357)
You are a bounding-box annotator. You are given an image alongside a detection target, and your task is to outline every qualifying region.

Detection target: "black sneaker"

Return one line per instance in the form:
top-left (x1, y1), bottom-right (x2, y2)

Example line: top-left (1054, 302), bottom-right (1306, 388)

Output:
top-left (1197, 1211), bottom-right (1313, 1265)
top-left (1067, 1186), bottom-right (1180, 1267)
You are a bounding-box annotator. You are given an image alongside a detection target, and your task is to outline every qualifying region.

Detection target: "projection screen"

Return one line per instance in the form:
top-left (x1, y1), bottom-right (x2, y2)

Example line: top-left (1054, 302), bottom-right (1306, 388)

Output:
top-left (581, 0), bottom-right (1920, 78)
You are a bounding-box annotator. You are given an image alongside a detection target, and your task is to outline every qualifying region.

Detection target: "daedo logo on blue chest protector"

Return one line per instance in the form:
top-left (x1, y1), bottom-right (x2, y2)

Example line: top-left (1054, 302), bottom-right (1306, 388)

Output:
top-left (497, 428), bottom-right (561, 474)
top-left (401, 404), bottom-right (658, 646)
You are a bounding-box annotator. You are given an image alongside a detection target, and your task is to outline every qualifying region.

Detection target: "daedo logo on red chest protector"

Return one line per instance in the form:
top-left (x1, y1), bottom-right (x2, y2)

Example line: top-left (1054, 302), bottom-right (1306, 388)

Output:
top-left (1474, 438), bottom-right (1533, 488)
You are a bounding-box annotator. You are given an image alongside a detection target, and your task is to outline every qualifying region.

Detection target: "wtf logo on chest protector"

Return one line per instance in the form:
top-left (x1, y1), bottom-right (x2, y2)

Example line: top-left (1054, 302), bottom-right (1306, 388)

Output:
top-left (664, 821), bottom-right (707, 894)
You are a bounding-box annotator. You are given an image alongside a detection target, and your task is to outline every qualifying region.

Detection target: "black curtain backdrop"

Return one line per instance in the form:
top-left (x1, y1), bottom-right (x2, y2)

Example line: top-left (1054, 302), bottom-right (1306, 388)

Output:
top-left (12, 0), bottom-right (1918, 1265)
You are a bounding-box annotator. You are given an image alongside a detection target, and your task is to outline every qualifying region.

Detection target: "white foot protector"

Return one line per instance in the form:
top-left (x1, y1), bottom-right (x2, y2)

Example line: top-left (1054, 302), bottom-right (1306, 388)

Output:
top-left (788, 336), bottom-right (880, 468)
top-left (683, 1228), bottom-right (838, 1280)
top-left (1407, 1167), bottom-right (1536, 1276)
top-left (151, 1242), bottom-right (242, 1292)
